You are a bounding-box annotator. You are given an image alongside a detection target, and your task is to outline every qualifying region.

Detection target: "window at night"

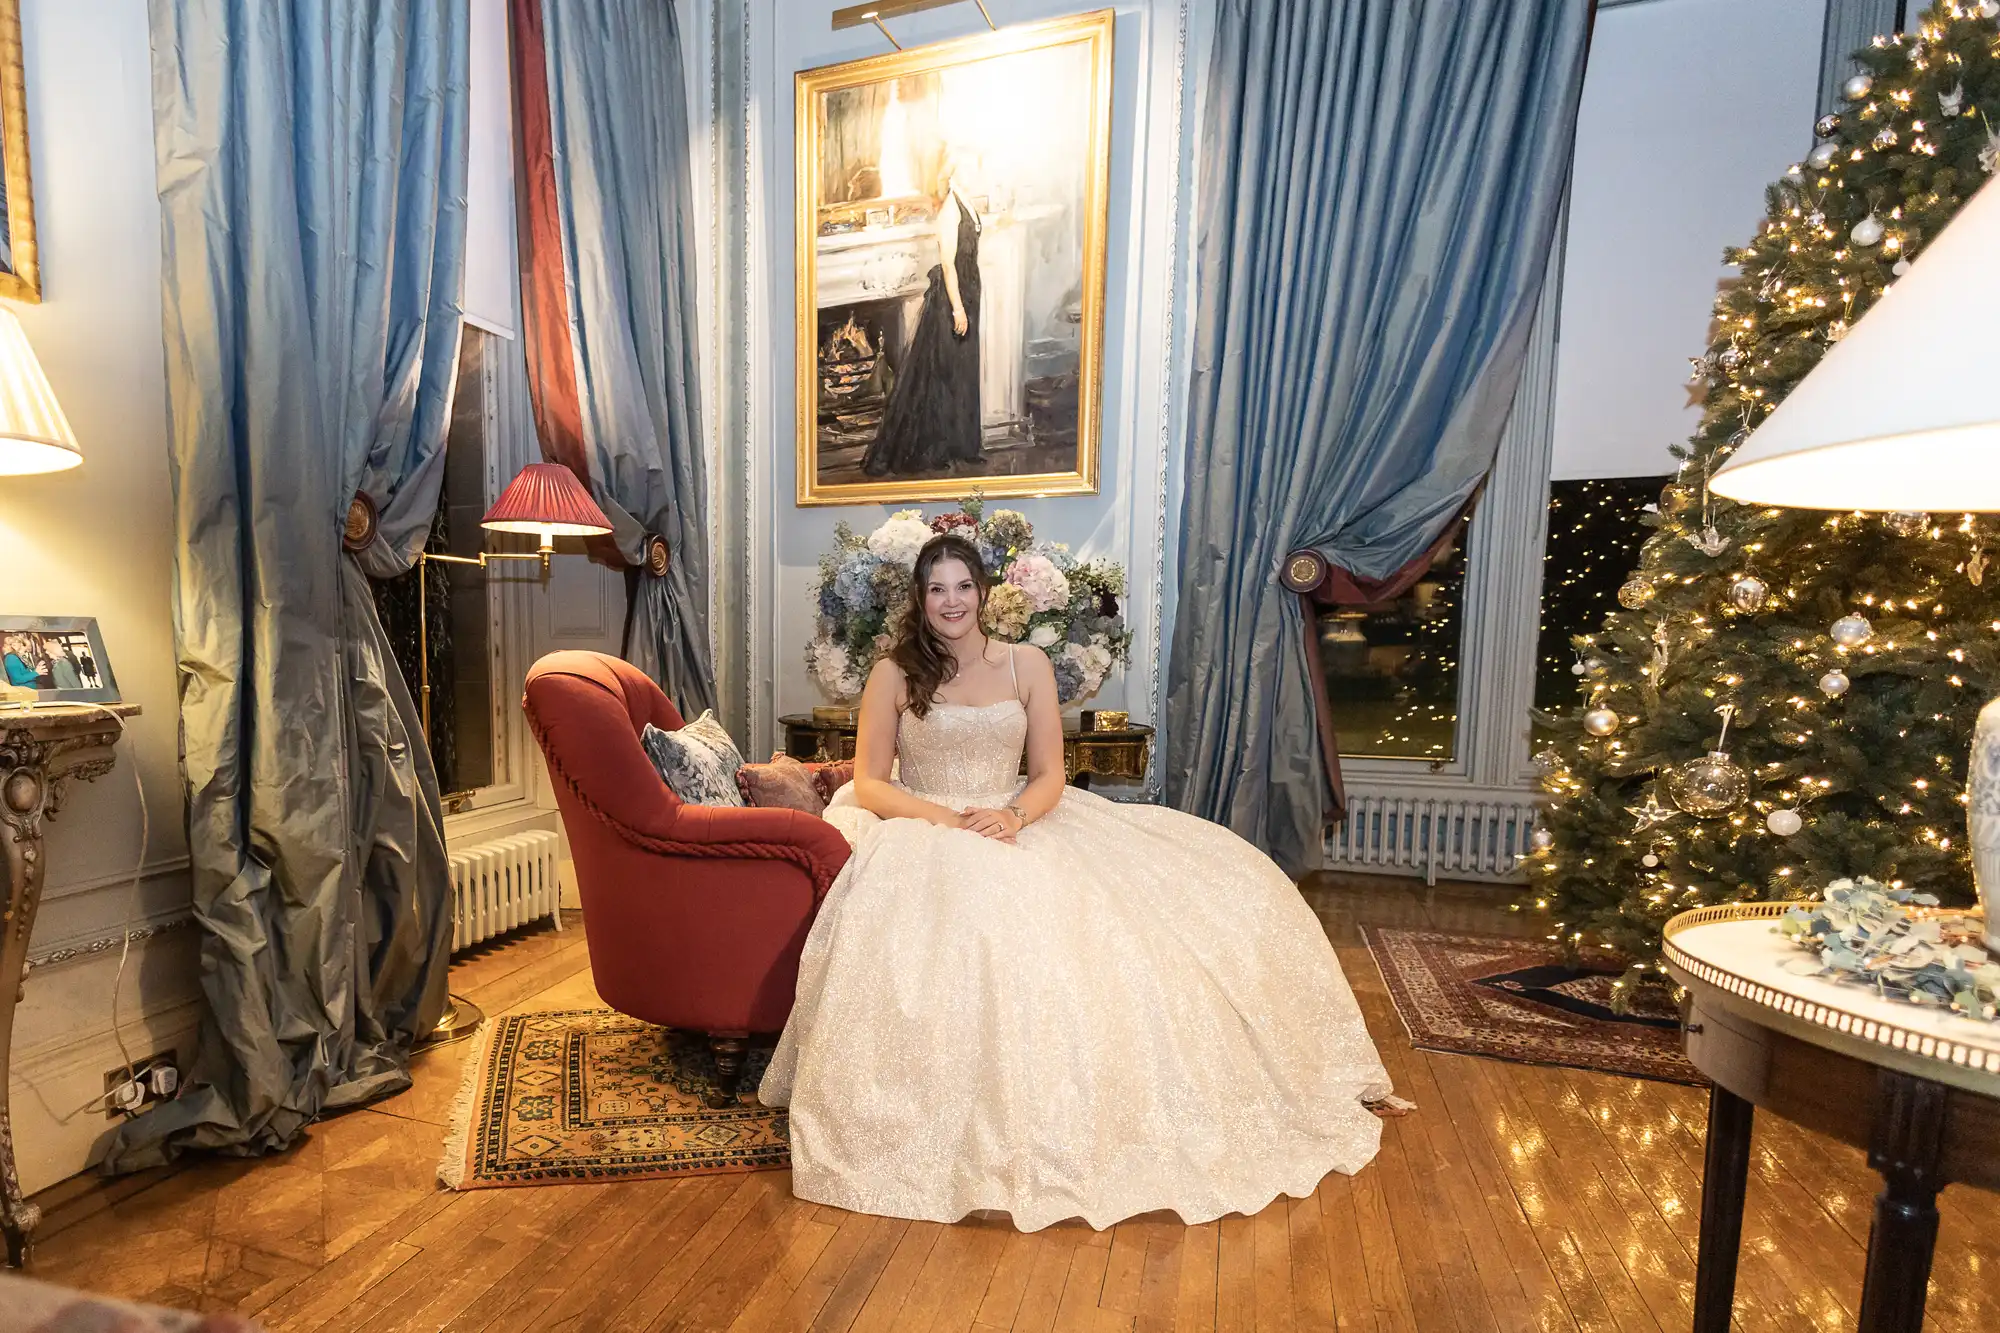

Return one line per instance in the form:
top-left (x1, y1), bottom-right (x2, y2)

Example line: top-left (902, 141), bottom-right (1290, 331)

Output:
top-left (1533, 475), bottom-right (1671, 740)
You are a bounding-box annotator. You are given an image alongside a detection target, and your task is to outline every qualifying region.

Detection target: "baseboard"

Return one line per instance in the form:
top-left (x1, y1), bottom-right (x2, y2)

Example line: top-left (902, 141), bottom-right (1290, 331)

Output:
top-left (9, 997), bottom-right (204, 1196)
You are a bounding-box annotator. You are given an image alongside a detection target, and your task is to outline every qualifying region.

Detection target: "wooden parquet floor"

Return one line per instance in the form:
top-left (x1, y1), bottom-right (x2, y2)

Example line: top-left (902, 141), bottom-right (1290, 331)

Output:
top-left (26, 875), bottom-right (2000, 1332)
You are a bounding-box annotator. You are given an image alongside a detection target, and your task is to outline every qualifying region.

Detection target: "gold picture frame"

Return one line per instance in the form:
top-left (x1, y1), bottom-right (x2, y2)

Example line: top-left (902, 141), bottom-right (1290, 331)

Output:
top-left (0, 0), bottom-right (39, 304)
top-left (794, 10), bottom-right (1113, 506)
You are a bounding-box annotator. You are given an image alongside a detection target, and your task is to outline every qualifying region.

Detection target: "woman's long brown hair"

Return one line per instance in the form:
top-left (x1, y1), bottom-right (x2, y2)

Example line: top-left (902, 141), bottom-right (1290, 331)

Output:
top-left (892, 533), bottom-right (989, 719)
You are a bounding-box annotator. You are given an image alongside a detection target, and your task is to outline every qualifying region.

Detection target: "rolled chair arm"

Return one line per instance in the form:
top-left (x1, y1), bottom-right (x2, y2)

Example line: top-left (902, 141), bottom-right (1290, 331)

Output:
top-left (664, 803), bottom-right (852, 900)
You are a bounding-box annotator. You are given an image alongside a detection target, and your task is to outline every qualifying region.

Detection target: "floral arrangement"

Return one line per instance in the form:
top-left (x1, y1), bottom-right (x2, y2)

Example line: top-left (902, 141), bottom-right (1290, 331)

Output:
top-left (808, 497), bottom-right (1133, 704)
top-left (1778, 878), bottom-right (2000, 1022)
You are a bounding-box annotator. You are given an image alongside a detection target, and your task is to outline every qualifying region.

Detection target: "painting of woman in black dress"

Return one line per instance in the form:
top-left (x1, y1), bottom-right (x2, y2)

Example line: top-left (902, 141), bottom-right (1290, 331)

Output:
top-left (797, 13), bottom-right (1113, 505)
top-left (863, 151), bottom-right (982, 477)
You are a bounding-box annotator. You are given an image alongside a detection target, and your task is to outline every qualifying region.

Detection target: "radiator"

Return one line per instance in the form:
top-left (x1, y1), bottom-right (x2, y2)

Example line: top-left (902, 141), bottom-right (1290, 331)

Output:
top-left (1323, 791), bottom-right (1539, 885)
top-left (449, 830), bottom-right (564, 951)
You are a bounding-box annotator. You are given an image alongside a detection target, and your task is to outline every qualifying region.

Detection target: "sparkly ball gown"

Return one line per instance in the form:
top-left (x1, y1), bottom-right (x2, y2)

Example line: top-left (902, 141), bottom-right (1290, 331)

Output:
top-left (759, 662), bottom-right (1396, 1232)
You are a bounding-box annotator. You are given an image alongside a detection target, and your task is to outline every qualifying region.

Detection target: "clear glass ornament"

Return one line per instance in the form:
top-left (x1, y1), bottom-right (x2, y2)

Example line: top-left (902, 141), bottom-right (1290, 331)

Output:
top-left (1727, 574), bottom-right (1768, 613)
top-left (1669, 750), bottom-right (1751, 817)
top-left (1618, 578), bottom-right (1655, 610)
top-left (1830, 614), bottom-right (1873, 648)
top-left (1883, 511), bottom-right (1929, 537)
top-left (1533, 747), bottom-right (1562, 776)
top-left (1529, 826), bottom-right (1554, 852)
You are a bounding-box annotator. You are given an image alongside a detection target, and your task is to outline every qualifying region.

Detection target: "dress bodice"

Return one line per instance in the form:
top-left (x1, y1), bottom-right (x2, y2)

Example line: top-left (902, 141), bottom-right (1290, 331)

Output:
top-left (897, 701), bottom-right (1026, 803)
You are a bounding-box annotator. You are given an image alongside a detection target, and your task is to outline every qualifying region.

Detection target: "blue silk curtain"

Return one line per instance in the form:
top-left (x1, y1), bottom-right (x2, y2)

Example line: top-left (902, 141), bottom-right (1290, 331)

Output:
top-left (1165, 0), bottom-right (1591, 877)
top-left (513, 0), bottom-right (716, 715)
top-left (107, 0), bottom-right (467, 1168)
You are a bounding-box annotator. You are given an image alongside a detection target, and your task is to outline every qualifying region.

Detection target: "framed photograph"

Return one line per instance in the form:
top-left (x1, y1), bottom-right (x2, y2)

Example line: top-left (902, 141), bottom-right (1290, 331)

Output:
top-left (795, 10), bottom-right (1113, 506)
top-left (0, 0), bottom-right (40, 303)
top-left (0, 617), bottom-right (117, 704)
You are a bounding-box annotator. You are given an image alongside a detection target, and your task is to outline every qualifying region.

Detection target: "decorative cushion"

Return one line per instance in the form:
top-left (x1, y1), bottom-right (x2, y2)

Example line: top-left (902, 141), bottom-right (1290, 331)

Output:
top-left (736, 754), bottom-right (824, 813)
top-left (640, 711), bottom-right (745, 806)
top-left (811, 760), bottom-right (856, 805)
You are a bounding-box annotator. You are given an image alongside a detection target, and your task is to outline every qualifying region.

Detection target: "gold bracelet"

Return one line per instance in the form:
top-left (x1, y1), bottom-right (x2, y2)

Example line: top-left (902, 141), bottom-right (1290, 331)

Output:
top-left (1006, 802), bottom-right (1030, 828)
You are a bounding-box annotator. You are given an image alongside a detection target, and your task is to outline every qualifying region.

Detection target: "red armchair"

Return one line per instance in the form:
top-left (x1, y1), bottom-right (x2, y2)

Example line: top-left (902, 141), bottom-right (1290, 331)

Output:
top-left (523, 651), bottom-right (850, 1103)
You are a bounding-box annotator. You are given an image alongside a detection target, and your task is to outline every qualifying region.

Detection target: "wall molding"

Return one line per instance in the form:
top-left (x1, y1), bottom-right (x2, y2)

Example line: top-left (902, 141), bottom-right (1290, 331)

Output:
top-left (40, 854), bottom-right (191, 905)
top-left (25, 912), bottom-right (193, 978)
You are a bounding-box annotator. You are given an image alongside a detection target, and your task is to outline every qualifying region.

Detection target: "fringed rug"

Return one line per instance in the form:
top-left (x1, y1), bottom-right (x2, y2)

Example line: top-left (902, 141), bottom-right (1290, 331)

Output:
top-left (439, 1008), bottom-right (788, 1189)
top-left (1363, 926), bottom-right (1704, 1085)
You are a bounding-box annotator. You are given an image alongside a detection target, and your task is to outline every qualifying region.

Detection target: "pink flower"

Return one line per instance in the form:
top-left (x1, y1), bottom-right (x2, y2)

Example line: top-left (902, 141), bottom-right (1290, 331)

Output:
top-left (930, 511), bottom-right (977, 535)
top-left (1005, 554), bottom-right (1071, 613)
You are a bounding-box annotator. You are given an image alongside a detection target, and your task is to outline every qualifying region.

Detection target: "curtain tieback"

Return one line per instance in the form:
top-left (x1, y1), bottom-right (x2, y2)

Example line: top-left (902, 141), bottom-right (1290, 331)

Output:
top-left (343, 492), bottom-right (378, 551)
top-left (644, 533), bottom-right (670, 577)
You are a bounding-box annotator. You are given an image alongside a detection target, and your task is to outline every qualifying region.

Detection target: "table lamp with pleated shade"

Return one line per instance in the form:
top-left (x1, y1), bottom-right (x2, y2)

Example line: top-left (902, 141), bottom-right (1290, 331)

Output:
top-left (0, 308), bottom-right (80, 476)
top-left (1711, 173), bottom-right (2000, 952)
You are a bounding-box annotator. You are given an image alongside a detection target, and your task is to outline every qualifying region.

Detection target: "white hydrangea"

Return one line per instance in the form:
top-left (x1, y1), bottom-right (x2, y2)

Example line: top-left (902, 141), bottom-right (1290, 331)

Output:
top-left (1028, 624), bottom-right (1061, 649)
top-left (1083, 643), bottom-right (1114, 677)
top-left (808, 640), bottom-right (852, 694)
top-left (867, 514), bottom-right (934, 567)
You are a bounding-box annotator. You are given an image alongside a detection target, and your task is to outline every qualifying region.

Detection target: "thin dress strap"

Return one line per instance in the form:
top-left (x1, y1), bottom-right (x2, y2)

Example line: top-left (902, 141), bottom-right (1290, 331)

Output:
top-left (1009, 644), bottom-right (1020, 700)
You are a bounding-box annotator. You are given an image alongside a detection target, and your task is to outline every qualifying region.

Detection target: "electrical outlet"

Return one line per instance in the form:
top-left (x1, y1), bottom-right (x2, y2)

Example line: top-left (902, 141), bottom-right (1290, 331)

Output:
top-left (103, 1052), bottom-right (179, 1117)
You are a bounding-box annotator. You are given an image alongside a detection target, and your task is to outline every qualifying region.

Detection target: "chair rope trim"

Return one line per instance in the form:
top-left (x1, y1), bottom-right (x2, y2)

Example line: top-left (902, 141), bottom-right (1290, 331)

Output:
top-left (526, 710), bottom-right (845, 899)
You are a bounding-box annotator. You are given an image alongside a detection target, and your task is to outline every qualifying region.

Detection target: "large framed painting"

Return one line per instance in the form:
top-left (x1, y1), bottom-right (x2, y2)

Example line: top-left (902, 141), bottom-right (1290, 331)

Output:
top-left (0, 0), bottom-right (39, 303)
top-left (795, 10), bottom-right (1113, 506)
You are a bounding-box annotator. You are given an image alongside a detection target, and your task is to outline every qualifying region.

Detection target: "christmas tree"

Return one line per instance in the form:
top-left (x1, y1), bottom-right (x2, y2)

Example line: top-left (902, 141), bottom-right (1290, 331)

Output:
top-left (1529, 2), bottom-right (2000, 981)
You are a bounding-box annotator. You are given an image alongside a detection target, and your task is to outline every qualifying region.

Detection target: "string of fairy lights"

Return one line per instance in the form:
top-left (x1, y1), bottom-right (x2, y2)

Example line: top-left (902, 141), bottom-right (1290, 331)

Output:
top-left (1521, 4), bottom-right (2000, 985)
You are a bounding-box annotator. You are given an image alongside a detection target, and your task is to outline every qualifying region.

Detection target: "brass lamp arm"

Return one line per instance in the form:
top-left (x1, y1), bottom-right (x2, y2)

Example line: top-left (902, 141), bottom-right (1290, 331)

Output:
top-left (414, 540), bottom-right (557, 737)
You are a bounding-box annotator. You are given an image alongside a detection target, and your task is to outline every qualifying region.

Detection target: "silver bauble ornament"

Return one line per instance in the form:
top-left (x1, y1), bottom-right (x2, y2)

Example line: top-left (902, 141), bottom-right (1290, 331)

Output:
top-left (1893, 258), bottom-right (1912, 276)
top-left (1852, 213), bottom-right (1885, 246)
top-left (1871, 128), bottom-right (1899, 152)
top-left (1883, 510), bottom-right (1929, 537)
top-left (1819, 668), bottom-right (1852, 698)
top-left (1529, 826), bottom-right (1554, 852)
top-left (1727, 574), bottom-right (1769, 613)
top-left (1668, 750), bottom-right (1751, 817)
top-left (1533, 747), bottom-right (1562, 777)
top-left (1830, 614), bottom-right (1874, 648)
top-left (1807, 142), bottom-right (1840, 171)
top-left (1842, 73), bottom-right (1873, 101)
top-left (1982, 0), bottom-right (2000, 18)
top-left (1767, 808), bottom-right (1804, 837)
top-left (1642, 853), bottom-right (1660, 868)
top-left (1804, 208), bottom-right (1829, 231)
top-left (1583, 707), bottom-right (1621, 738)
top-left (1815, 113), bottom-right (1842, 138)
top-left (1617, 578), bottom-right (1655, 610)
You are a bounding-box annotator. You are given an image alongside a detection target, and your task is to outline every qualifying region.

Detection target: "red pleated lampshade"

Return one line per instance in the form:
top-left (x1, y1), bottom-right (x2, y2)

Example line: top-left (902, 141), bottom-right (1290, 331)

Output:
top-left (482, 462), bottom-right (613, 538)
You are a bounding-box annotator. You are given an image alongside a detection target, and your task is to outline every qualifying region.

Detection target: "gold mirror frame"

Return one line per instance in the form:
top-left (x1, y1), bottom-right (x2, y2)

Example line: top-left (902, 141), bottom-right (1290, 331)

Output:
top-left (793, 10), bottom-right (1113, 507)
top-left (0, 0), bottom-right (38, 304)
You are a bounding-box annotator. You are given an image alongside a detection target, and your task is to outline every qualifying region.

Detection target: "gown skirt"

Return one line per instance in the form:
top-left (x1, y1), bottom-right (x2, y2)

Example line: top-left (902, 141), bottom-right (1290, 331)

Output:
top-left (760, 698), bottom-right (1394, 1232)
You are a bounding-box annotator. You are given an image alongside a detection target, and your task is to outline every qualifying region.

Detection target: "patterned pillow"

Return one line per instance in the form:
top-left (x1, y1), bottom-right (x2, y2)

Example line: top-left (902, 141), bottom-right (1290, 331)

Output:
top-left (811, 760), bottom-right (856, 805)
top-left (735, 754), bottom-right (824, 813)
top-left (640, 712), bottom-right (745, 806)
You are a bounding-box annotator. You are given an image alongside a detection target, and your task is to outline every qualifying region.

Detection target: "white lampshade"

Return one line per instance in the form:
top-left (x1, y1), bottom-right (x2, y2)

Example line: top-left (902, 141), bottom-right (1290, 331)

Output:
top-left (1712, 175), bottom-right (2000, 511)
top-left (0, 307), bottom-right (79, 475)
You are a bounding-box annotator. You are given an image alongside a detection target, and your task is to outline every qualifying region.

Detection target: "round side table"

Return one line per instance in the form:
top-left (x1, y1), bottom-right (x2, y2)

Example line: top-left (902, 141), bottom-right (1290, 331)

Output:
top-left (1661, 903), bottom-right (2000, 1333)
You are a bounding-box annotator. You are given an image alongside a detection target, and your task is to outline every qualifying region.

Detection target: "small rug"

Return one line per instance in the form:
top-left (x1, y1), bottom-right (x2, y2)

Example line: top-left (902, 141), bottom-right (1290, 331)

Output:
top-left (439, 1008), bottom-right (789, 1189)
top-left (1362, 926), bottom-right (1704, 1086)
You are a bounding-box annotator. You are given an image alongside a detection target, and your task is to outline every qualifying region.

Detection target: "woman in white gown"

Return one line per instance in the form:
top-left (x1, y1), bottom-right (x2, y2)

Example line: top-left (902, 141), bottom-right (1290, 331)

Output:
top-left (760, 534), bottom-right (1404, 1231)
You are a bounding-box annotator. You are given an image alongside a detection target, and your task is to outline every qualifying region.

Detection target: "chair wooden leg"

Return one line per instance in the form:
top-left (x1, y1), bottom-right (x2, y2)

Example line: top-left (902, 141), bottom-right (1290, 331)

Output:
top-left (707, 1033), bottom-right (748, 1108)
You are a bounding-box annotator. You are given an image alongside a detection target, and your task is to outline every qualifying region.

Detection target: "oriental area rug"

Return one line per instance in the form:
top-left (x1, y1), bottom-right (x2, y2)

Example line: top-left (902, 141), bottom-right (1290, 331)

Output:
top-left (440, 1008), bottom-right (789, 1190)
top-left (1362, 926), bottom-right (1705, 1086)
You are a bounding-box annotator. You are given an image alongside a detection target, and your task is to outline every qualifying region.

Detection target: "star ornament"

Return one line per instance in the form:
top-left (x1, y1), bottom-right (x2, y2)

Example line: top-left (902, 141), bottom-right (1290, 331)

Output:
top-left (1629, 792), bottom-right (1680, 832)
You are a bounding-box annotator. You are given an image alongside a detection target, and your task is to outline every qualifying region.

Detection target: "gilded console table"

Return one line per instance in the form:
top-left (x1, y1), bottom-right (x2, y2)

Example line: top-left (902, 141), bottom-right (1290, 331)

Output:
top-left (0, 703), bottom-right (137, 1268)
top-left (1662, 903), bottom-right (2000, 1333)
top-left (779, 713), bottom-right (1153, 792)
